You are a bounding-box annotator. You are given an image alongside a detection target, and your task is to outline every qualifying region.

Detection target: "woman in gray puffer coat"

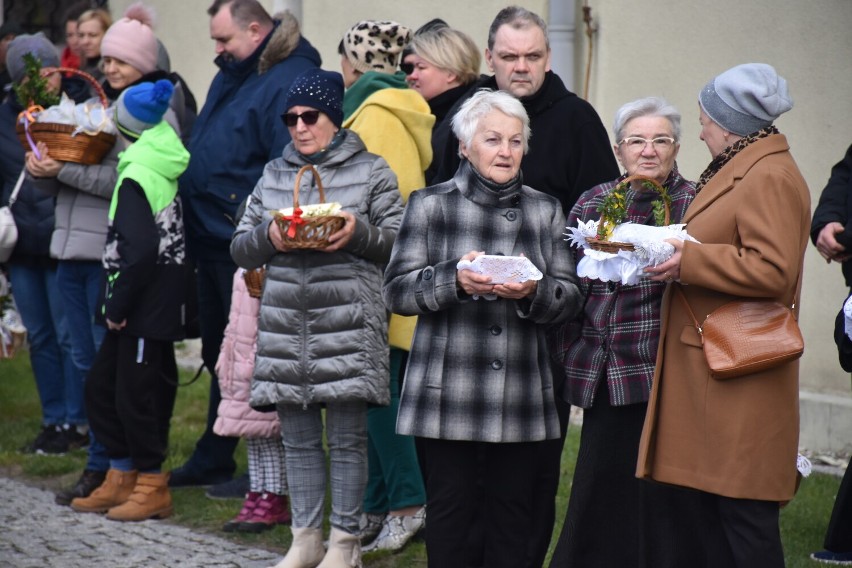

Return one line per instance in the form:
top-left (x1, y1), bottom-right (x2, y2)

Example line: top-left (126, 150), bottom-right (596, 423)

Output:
top-left (230, 69), bottom-right (403, 568)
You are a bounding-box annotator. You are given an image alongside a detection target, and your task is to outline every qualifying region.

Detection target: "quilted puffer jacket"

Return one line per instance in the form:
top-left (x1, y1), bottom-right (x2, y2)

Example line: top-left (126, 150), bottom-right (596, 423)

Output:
top-left (214, 270), bottom-right (280, 439)
top-left (231, 130), bottom-right (403, 408)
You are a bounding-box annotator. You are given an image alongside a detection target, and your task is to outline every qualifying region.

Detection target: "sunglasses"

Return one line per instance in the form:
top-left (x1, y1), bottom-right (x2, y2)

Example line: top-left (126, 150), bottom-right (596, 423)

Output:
top-left (400, 62), bottom-right (415, 75)
top-left (282, 110), bottom-right (321, 127)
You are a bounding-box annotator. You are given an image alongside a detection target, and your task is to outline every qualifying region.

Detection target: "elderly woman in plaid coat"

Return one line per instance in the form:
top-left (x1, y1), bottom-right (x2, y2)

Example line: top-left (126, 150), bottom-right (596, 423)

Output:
top-left (382, 89), bottom-right (582, 568)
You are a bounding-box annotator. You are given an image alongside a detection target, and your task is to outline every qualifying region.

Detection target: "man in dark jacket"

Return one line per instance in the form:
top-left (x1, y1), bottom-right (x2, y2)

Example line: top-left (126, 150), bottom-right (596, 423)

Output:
top-left (428, 8), bottom-right (618, 568)
top-left (174, 0), bottom-right (320, 491)
top-left (429, 7), bottom-right (618, 216)
top-left (810, 143), bottom-right (852, 565)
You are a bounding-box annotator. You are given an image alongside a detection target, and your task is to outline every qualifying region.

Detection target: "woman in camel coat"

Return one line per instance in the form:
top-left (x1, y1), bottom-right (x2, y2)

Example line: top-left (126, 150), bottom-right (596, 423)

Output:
top-left (641, 63), bottom-right (810, 567)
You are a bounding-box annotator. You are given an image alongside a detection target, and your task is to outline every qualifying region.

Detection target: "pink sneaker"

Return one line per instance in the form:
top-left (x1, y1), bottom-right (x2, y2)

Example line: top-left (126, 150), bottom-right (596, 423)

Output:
top-left (240, 492), bottom-right (291, 533)
top-left (222, 491), bottom-right (262, 532)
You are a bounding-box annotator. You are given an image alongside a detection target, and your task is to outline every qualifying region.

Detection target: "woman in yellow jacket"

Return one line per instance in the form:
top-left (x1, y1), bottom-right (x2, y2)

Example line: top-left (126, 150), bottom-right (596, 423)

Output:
top-left (338, 19), bottom-right (435, 553)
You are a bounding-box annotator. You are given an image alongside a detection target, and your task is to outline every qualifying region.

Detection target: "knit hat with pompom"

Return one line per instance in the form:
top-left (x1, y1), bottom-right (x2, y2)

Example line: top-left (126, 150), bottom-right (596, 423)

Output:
top-left (101, 2), bottom-right (158, 75)
top-left (115, 78), bottom-right (173, 140)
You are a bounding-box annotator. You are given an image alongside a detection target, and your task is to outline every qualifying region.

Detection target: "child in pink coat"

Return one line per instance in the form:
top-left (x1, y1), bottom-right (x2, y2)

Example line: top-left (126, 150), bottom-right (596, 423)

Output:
top-left (215, 269), bottom-right (290, 532)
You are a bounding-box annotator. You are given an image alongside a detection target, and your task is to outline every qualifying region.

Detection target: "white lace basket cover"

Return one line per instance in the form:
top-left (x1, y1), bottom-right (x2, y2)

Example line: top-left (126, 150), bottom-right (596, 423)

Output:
top-left (566, 220), bottom-right (699, 285)
top-left (456, 255), bottom-right (543, 300)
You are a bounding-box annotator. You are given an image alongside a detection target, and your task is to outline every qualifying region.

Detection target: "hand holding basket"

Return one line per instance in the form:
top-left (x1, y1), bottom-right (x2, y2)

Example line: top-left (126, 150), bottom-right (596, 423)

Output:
top-left (271, 165), bottom-right (345, 249)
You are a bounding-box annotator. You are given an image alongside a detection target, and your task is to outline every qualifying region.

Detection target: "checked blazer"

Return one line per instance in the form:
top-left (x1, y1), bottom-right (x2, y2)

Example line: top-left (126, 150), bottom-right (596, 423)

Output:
top-left (383, 161), bottom-right (583, 443)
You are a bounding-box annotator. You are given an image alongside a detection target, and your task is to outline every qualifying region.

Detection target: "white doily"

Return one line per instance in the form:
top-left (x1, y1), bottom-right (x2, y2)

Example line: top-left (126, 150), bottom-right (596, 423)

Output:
top-left (565, 220), bottom-right (699, 285)
top-left (797, 454), bottom-right (812, 478)
top-left (456, 255), bottom-right (543, 300)
top-left (456, 255), bottom-right (543, 284)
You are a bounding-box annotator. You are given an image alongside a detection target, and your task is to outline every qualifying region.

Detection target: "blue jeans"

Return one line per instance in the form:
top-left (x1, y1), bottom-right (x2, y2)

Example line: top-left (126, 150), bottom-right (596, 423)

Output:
top-left (8, 262), bottom-right (80, 425)
top-left (56, 260), bottom-right (109, 471)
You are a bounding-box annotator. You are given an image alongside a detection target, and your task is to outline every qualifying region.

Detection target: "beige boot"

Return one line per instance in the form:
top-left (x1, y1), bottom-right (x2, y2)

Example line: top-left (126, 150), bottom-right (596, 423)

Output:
top-left (106, 471), bottom-right (173, 522)
top-left (316, 527), bottom-right (361, 568)
top-left (268, 527), bottom-right (325, 568)
top-left (71, 469), bottom-right (137, 513)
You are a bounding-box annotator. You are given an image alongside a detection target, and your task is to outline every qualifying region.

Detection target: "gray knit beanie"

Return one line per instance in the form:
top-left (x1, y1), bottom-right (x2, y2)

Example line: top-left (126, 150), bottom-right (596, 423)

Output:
top-left (699, 63), bottom-right (793, 136)
top-left (6, 33), bottom-right (60, 84)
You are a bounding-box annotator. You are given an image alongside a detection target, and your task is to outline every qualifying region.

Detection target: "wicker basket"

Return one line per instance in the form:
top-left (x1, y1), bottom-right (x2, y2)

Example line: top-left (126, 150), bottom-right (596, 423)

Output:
top-left (272, 165), bottom-right (345, 249)
top-left (16, 67), bottom-right (116, 165)
top-left (243, 267), bottom-right (265, 299)
top-left (587, 174), bottom-right (670, 253)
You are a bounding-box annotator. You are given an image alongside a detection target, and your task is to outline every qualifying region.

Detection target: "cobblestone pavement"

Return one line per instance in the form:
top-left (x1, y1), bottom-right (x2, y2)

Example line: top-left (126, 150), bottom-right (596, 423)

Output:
top-left (0, 477), bottom-right (280, 568)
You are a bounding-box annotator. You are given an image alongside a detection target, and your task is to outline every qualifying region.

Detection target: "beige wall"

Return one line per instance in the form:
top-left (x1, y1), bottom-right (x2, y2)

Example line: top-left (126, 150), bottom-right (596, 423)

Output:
top-left (109, 0), bottom-right (852, 397)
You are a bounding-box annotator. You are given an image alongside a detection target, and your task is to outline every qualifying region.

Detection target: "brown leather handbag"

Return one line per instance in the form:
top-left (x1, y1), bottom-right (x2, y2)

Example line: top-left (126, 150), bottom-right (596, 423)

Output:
top-left (675, 284), bottom-right (804, 380)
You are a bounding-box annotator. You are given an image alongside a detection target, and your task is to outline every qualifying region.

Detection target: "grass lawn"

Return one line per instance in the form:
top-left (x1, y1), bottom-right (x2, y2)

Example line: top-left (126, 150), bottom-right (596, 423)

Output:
top-left (0, 344), bottom-right (840, 567)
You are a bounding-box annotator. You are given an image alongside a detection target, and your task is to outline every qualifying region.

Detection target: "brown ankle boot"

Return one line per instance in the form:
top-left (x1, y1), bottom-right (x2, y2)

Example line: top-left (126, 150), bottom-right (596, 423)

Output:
top-left (106, 471), bottom-right (173, 522)
top-left (71, 469), bottom-right (138, 513)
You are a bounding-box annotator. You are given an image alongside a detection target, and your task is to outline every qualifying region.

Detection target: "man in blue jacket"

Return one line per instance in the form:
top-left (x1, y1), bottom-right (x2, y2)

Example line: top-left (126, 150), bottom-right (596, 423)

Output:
top-left (174, 0), bottom-right (320, 491)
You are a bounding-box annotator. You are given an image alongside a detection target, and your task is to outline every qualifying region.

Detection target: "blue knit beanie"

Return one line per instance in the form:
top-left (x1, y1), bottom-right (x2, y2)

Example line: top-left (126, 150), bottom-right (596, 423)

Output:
top-left (114, 79), bottom-right (174, 139)
top-left (283, 69), bottom-right (345, 128)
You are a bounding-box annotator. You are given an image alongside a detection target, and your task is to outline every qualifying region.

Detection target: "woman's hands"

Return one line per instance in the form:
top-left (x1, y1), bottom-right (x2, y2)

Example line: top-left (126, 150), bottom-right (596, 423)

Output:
top-left (644, 238), bottom-right (683, 282)
top-left (25, 142), bottom-right (63, 178)
top-left (456, 251), bottom-right (538, 298)
top-left (321, 211), bottom-right (356, 253)
top-left (267, 210), bottom-right (356, 253)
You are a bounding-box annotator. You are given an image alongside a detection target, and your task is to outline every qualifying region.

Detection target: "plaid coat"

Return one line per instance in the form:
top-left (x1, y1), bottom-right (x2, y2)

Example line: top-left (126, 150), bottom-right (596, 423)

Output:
top-left (383, 161), bottom-right (582, 443)
top-left (556, 168), bottom-right (695, 408)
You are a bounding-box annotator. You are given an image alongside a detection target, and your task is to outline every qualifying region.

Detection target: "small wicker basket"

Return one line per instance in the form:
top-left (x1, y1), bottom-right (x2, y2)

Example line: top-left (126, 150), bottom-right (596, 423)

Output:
top-left (16, 67), bottom-right (116, 165)
top-left (243, 267), bottom-right (265, 299)
top-left (586, 174), bottom-right (670, 253)
top-left (272, 165), bottom-right (345, 249)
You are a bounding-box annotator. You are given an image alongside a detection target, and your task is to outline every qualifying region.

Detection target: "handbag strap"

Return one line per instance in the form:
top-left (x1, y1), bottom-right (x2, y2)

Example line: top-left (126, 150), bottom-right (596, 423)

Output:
top-left (8, 169), bottom-right (25, 207)
top-left (673, 264), bottom-right (804, 330)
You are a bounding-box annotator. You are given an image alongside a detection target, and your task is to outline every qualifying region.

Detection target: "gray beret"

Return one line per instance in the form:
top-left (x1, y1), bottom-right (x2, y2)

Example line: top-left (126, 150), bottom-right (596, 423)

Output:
top-left (699, 63), bottom-right (793, 136)
top-left (6, 33), bottom-right (60, 85)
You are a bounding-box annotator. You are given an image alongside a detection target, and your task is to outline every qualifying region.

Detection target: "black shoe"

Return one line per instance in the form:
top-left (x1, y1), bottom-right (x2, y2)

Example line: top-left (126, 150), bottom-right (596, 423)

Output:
top-left (21, 424), bottom-right (68, 455)
top-left (168, 464), bottom-right (233, 488)
top-left (205, 473), bottom-right (250, 499)
top-left (62, 425), bottom-right (90, 450)
top-left (55, 469), bottom-right (107, 506)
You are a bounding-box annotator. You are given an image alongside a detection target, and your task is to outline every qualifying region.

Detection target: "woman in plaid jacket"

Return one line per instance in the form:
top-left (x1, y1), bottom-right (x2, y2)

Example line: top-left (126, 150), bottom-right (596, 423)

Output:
top-left (382, 89), bottom-right (582, 568)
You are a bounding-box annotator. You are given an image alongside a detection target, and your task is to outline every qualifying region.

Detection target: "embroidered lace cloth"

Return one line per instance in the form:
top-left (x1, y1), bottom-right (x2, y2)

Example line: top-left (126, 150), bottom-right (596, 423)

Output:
top-left (565, 220), bottom-right (699, 285)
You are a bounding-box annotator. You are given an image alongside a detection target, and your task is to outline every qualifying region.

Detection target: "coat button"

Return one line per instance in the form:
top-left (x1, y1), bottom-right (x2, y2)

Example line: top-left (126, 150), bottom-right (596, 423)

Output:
top-left (490, 325), bottom-right (502, 335)
top-left (423, 267), bottom-right (433, 280)
top-left (491, 359), bottom-right (503, 370)
top-left (506, 211), bottom-right (517, 221)
top-left (230, 193), bottom-right (237, 201)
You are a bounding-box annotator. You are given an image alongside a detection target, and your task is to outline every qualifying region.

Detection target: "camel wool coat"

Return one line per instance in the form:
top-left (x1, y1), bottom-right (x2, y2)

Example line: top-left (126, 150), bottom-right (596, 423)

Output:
top-left (636, 133), bottom-right (810, 502)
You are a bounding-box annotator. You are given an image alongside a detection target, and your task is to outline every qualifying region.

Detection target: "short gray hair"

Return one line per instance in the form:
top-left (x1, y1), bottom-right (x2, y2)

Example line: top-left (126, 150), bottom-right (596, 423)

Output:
top-left (452, 89), bottom-right (531, 155)
top-left (487, 6), bottom-right (549, 51)
top-left (613, 96), bottom-right (682, 142)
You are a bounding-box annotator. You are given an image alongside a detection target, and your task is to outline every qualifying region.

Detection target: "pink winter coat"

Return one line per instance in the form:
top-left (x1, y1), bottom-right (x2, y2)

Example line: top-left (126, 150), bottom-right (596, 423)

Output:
top-left (214, 271), bottom-right (280, 439)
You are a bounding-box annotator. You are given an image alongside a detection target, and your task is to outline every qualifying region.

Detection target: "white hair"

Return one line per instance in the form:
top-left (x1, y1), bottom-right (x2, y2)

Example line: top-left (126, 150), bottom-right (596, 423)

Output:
top-left (451, 89), bottom-right (531, 156)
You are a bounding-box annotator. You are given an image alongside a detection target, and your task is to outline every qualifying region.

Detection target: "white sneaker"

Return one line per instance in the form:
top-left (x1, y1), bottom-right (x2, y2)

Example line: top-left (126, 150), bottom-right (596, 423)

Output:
top-left (361, 506), bottom-right (425, 553)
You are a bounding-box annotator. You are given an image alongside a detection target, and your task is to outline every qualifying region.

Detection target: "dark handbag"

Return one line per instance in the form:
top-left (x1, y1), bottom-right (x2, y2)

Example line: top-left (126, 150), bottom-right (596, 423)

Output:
top-left (675, 284), bottom-right (804, 380)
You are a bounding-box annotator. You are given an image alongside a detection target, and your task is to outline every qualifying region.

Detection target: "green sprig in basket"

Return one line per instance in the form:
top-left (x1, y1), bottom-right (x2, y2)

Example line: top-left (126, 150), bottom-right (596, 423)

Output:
top-left (586, 174), bottom-right (671, 253)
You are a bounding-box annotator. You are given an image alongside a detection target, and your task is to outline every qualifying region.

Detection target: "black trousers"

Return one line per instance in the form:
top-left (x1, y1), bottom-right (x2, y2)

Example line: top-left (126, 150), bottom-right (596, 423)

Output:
top-left (189, 258), bottom-right (239, 475)
top-left (549, 388), bottom-right (706, 568)
top-left (85, 332), bottom-right (178, 471)
top-left (824, 461), bottom-right (852, 552)
top-left (704, 492), bottom-right (785, 568)
top-left (420, 437), bottom-right (541, 568)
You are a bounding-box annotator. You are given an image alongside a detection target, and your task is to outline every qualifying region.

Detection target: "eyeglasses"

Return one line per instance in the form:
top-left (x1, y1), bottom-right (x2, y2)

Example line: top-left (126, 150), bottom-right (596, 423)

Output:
top-left (282, 110), bottom-right (321, 127)
top-left (400, 62), bottom-right (415, 75)
top-left (618, 136), bottom-right (676, 151)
